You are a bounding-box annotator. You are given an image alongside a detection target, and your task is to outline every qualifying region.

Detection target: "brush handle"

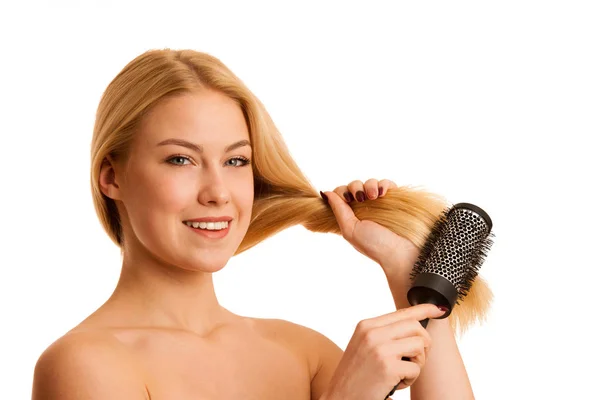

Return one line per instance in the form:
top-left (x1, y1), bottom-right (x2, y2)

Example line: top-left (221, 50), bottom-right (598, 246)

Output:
top-left (402, 318), bottom-right (430, 357)
top-left (402, 318), bottom-right (430, 359)
top-left (384, 318), bottom-right (431, 399)
top-left (385, 285), bottom-right (444, 399)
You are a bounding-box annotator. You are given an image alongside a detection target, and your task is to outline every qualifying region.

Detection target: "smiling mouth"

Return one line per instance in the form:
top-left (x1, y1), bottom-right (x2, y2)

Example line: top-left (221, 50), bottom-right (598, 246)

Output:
top-left (184, 220), bottom-right (229, 231)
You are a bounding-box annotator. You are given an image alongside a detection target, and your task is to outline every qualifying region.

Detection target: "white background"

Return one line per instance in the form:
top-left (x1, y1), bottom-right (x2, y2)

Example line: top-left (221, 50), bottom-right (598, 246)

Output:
top-left (1, 1), bottom-right (599, 398)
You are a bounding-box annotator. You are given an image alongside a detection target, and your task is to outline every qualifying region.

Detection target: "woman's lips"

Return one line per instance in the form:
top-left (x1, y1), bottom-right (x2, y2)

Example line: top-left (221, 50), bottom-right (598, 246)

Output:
top-left (184, 221), bottom-right (230, 239)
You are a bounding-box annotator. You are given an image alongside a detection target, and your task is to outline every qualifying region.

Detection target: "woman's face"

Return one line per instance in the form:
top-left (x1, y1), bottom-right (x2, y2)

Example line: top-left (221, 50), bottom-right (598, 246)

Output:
top-left (110, 90), bottom-right (254, 272)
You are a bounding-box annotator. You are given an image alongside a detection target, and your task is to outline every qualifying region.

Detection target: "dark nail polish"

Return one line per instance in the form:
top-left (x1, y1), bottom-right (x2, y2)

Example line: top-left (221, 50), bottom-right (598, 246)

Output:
top-left (438, 305), bottom-right (449, 313)
top-left (356, 191), bottom-right (365, 202)
top-left (343, 192), bottom-right (353, 202)
top-left (319, 191), bottom-right (329, 202)
top-left (378, 187), bottom-right (384, 196)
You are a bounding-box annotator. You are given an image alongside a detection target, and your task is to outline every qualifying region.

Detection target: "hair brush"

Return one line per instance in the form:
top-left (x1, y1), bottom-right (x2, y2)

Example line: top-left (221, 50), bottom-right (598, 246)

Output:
top-left (385, 202), bottom-right (494, 399)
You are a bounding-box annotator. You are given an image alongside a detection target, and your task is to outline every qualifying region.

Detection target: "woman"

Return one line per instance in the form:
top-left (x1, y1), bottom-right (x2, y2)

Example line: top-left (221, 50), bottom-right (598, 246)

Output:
top-left (32, 49), bottom-right (482, 399)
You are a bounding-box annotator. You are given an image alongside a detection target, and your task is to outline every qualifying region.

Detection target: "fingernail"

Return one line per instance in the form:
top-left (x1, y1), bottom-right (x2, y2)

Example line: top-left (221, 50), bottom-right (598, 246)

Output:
top-left (356, 191), bottom-right (365, 202)
top-left (438, 305), bottom-right (449, 313)
top-left (319, 191), bottom-right (329, 202)
top-left (378, 187), bottom-right (384, 196)
top-left (343, 191), bottom-right (353, 202)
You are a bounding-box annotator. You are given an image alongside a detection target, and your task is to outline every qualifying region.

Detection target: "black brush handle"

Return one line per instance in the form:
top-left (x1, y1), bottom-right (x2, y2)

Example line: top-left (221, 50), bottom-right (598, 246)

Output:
top-left (386, 324), bottom-right (428, 398)
top-left (401, 319), bottom-right (430, 359)
top-left (385, 291), bottom-right (438, 398)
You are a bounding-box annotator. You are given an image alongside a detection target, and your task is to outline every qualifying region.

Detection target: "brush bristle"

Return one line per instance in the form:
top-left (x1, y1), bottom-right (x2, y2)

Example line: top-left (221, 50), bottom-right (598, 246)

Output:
top-left (410, 204), bottom-right (494, 303)
top-left (410, 206), bottom-right (452, 280)
top-left (457, 230), bottom-right (494, 302)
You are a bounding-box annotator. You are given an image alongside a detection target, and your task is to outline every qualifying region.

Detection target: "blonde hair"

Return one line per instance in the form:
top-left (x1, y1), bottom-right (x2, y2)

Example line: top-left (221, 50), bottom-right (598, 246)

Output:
top-left (90, 48), bottom-right (492, 334)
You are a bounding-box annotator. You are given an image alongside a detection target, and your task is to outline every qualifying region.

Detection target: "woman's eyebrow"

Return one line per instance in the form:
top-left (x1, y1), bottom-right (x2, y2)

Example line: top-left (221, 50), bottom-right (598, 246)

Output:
top-left (156, 138), bottom-right (251, 153)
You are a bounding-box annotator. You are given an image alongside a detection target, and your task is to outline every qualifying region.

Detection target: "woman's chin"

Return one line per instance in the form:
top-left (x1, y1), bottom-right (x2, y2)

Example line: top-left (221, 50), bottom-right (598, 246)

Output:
top-left (176, 255), bottom-right (230, 274)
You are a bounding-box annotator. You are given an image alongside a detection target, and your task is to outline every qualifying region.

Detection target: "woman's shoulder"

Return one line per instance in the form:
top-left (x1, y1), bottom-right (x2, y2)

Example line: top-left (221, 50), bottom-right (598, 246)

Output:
top-left (246, 317), bottom-right (344, 368)
top-left (32, 330), bottom-right (149, 399)
top-left (247, 316), bottom-right (334, 344)
top-left (37, 328), bottom-right (136, 358)
top-left (247, 317), bottom-right (344, 398)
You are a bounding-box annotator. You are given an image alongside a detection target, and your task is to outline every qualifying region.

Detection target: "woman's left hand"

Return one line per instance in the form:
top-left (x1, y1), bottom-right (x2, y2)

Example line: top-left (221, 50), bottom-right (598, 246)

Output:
top-left (321, 179), bottom-right (420, 277)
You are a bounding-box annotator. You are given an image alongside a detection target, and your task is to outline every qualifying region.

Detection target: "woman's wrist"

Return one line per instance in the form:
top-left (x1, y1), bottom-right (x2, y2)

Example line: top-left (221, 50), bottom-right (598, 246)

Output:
top-left (382, 267), bottom-right (413, 310)
top-left (378, 243), bottom-right (420, 290)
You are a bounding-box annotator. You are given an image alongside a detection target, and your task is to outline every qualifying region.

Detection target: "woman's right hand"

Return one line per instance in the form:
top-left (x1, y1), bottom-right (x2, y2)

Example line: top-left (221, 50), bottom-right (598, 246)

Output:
top-left (322, 303), bottom-right (446, 400)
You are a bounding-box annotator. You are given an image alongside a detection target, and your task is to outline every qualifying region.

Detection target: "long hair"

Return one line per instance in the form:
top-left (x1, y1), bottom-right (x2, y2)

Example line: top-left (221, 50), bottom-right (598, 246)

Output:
top-left (90, 48), bottom-right (492, 334)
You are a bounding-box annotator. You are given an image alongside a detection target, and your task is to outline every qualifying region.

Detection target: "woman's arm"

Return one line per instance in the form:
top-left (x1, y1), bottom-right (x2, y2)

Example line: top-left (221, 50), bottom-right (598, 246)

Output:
top-left (383, 269), bottom-right (475, 400)
top-left (32, 332), bottom-right (149, 400)
top-left (319, 185), bottom-right (475, 399)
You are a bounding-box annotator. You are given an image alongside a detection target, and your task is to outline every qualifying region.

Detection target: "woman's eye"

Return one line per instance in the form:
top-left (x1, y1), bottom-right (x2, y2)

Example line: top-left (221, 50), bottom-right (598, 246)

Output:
top-left (167, 156), bottom-right (192, 166)
top-left (167, 155), bottom-right (250, 167)
top-left (227, 157), bottom-right (251, 167)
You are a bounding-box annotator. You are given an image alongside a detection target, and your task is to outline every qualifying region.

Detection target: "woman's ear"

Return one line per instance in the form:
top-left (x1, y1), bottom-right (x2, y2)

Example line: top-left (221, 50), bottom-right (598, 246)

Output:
top-left (99, 155), bottom-right (122, 200)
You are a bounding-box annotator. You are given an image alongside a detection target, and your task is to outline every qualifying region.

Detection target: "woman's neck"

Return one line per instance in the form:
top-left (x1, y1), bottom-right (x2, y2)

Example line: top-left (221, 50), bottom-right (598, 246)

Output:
top-left (86, 251), bottom-right (237, 337)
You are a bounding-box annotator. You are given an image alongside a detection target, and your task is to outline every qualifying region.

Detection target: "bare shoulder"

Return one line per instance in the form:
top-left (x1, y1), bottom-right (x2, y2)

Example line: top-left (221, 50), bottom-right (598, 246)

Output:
top-left (249, 317), bottom-right (344, 399)
top-left (252, 317), bottom-right (344, 356)
top-left (32, 330), bottom-right (149, 400)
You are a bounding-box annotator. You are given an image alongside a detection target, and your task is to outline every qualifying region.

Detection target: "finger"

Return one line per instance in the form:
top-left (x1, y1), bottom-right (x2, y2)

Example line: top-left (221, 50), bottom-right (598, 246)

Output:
top-left (395, 360), bottom-right (421, 388)
top-left (332, 185), bottom-right (354, 203)
top-left (378, 179), bottom-right (398, 197)
top-left (387, 336), bottom-right (427, 367)
top-left (322, 191), bottom-right (359, 240)
top-left (375, 339), bottom-right (425, 393)
top-left (367, 319), bottom-right (431, 347)
top-left (361, 303), bottom-right (445, 330)
top-left (347, 180), bottom-right (366, 202)
top-left (364, 178), bottom-right (379, 200)
top-left (394, 303), bottom-right (447, 323)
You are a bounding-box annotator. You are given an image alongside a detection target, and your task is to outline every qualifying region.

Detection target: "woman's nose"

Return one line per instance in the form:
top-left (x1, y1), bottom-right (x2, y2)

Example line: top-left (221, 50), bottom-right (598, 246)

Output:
top-left (197, 170), bottom-right (231, 206)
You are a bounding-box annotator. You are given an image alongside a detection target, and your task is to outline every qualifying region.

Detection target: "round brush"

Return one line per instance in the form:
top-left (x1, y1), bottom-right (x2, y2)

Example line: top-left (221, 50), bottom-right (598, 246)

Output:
top-left (385, 202), bottom-right (494, 399)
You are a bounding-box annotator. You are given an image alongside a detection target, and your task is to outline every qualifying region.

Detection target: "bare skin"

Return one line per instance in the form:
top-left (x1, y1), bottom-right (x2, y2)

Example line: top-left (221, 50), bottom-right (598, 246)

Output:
top-left (33, 90), bottom-right (338, 400)
top-left (32, 89), bottom-right (469, 399)
top-left (49, 313), bottom-right (322, 399)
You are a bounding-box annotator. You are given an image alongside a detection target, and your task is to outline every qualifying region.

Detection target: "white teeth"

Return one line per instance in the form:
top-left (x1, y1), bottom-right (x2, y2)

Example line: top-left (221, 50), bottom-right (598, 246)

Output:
top-left (185, 221), bottom-right (229, 230)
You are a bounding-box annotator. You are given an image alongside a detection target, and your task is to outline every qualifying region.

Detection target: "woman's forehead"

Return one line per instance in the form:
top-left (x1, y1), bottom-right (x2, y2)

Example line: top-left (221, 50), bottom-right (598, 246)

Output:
top-left (135, 92), bottom-right (250, 148)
